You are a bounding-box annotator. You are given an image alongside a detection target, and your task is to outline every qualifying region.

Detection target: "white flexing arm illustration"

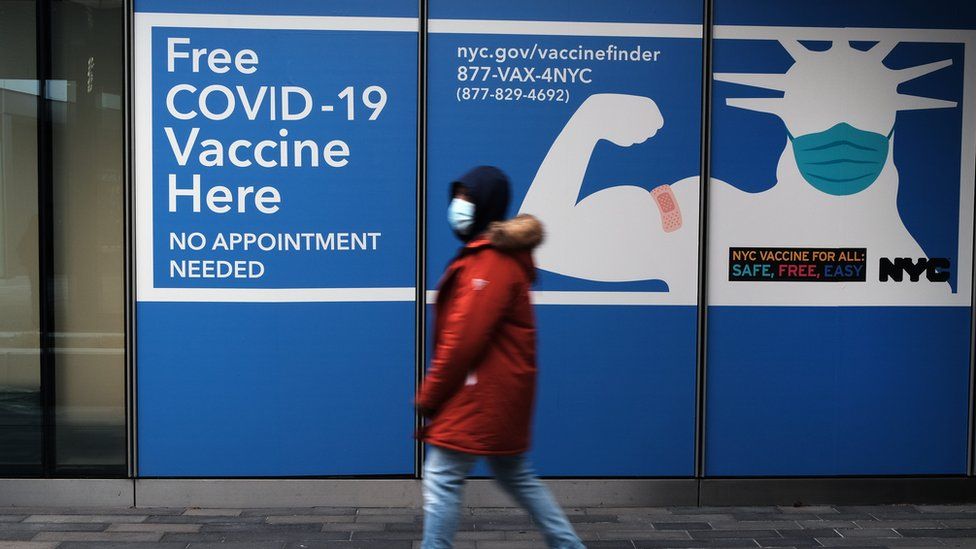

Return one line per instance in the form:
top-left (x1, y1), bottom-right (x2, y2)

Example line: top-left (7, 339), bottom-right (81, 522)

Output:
top-left (518, 93), bottom-right (699, 286)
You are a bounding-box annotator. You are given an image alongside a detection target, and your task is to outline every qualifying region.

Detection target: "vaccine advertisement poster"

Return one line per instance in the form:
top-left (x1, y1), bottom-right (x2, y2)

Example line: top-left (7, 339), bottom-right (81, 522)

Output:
top-left (134, 0), bottom-right (418, 476)
top-left (705, 0), bottom-right (975, 476)
top-left (427, 0), bottom-right (704, 476)
top-left (131, 0), bottom-right (976, 478)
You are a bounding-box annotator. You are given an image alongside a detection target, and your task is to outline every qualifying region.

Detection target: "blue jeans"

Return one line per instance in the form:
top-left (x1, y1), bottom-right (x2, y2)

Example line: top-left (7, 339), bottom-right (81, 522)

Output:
top-left (421, 445), bottom-right (586, 549)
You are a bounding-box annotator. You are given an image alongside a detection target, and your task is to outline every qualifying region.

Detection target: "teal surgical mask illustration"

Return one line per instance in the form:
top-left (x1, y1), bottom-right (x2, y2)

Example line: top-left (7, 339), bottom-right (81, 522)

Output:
top-left (788, 123), bottom-right (891, 196)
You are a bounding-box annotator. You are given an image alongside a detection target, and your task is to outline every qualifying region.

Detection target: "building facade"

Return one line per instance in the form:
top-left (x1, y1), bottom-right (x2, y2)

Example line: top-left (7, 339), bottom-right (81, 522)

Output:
top-left (0, 0), bottom-right (974, 506)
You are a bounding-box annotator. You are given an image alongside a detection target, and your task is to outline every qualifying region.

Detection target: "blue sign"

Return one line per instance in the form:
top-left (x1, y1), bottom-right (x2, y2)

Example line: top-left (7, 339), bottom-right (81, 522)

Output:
top-left (705, 0), bottom-right (976, 476)
top-left (426, 0), bottom-right (703, 476)
top-left (131, 0), bottom-right (975, 480)
top-left (134, 2), bottom-right (418, 476)
top-left (143, 26), bottom-right (416, 292)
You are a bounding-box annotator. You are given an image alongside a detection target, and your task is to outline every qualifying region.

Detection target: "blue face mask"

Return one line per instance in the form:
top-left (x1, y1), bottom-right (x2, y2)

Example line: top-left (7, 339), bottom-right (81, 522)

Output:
top-left (789, 122), bottom-right (890, 196)
top-left (447, 198), bottom-right (475, 235)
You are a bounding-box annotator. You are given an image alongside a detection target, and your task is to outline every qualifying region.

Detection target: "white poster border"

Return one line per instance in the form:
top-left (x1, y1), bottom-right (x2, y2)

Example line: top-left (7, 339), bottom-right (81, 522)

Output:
top-left (134, 12), bottom-right (418, 303)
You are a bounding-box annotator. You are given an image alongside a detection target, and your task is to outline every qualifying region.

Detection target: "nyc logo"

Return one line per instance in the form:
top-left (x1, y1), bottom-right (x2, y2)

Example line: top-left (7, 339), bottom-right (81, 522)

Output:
top-left (879, 257), bottom-right (951, 283)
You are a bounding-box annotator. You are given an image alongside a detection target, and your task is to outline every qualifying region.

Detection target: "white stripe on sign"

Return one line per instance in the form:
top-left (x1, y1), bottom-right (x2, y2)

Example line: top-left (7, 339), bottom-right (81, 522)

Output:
top-left (428, 19), bottom-right (702, 38)
top-left (135, 13), bottom-right (418, 32)
top-left (714, 25), bottom-right (976, 44)
top-left (425, 290), bottom-right (694, 306)
top-left (139, 287), bottom-right (417, 303)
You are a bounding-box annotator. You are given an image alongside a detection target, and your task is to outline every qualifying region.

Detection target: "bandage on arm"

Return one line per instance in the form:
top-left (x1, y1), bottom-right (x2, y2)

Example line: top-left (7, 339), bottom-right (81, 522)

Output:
top-left (651, 184), bottom-right (682, 232)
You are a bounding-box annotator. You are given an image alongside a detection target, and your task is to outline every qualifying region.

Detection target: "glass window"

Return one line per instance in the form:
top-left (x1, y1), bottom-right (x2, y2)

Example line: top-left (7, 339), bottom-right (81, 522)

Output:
top-left (51, 0), bottom-right (126, 475)
top-left (0, 0), bottom-right (126, 477)
top-left (0, 0), bottom-right (42, 476)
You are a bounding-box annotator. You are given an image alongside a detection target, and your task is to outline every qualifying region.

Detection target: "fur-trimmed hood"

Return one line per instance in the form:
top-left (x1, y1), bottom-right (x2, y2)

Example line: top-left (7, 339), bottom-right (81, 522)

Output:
top-left (487, 214), bottom-right (544, 251)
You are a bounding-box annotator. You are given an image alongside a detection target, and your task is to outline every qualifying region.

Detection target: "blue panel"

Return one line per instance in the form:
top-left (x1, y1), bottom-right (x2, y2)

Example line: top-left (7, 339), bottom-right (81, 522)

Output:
top-left (454, 306), bottom-right (697, 478)
top-left (425, 3), bottom-right (702, 476)
top-left (138, 302), bottom-right (415, 476)
top-left (135, 0), bottom-right (417, 18)
top-left (715, 0), bottom-right (976, 29)
top-left (429, 0), bottom-right (702, 25)
top-left (706, 306), bottom-right (971, 476)
top-left (706, 0), bottom-right (974, 479)
top-left (136, 5), bottom-right (418, 477)
top-left (531, 306), bottom-right (697, 476)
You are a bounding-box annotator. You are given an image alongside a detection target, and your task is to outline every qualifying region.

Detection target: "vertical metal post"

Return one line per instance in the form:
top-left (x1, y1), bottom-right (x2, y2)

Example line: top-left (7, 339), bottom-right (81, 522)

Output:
top-left (35, 0), bottom-right (57, 477)
top-left (695, 0), bottom-right (715, 500)
top-left (124, 0), bottom-right (138, 486)
top-left (414, 0), bottom-right (429, 480)
top-left (968, 152), bottom-right (976, 477)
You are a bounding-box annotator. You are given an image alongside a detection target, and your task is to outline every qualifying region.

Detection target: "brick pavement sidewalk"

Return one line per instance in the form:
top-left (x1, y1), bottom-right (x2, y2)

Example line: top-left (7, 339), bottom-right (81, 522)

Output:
top-left (0, 504), bottom-right (975, 548)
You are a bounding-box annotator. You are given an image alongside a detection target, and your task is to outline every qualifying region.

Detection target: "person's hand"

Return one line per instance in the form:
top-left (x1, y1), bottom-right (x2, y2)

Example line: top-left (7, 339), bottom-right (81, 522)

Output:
top-left (573, 93), bottom-right (664, 147)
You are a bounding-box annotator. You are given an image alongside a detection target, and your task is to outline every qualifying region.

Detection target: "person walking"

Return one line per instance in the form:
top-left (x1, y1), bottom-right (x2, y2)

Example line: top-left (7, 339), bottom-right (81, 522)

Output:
top-left (416, 166), bottom-right (586, 549)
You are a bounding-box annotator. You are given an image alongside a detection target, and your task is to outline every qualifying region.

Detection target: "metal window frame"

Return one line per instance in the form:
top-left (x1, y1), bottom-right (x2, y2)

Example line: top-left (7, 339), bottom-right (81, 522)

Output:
top-left (695, 0), bottom-right (715, 490)
top-left (414, 0), bottom-right (429, 481)
top-left (969, 151), bottom-right (976, 477)
top-left (124, 0), bottom-right (138, 485)
top-left (36, 0), bottom-right (57, 478)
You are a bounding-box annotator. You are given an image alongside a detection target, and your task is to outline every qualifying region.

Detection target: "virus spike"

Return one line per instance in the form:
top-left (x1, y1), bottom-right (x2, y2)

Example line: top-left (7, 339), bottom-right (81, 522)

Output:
top-left (869, 41), bottom-right (898, 61)
top-left (895, 59), bottom-right (953, 84)
top-left (779, 40), bottom-right (811, 62)
top-left (726, 97), bottom-right (784, 116)
top-left (896, 94), bottom-right (958, 111)
top-left (714, 72), bottom-right (788, 91)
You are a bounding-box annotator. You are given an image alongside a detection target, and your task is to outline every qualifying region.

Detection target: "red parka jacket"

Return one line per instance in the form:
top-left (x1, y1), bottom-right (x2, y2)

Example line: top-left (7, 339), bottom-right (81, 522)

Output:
top-left (416, 214), bottom-right (544, 455)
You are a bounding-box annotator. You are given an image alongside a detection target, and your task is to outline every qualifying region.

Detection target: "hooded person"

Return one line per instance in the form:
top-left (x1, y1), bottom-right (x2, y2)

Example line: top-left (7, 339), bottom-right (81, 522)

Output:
top-left (416, 167), bottom-right (585, 549)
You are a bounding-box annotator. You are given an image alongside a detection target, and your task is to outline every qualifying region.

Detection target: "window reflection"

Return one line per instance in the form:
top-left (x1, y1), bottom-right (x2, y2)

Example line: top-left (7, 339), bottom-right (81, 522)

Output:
top-left (51, 0), bottom-right (126, 474)
top-left (0, 0), bottom-right (42, 474)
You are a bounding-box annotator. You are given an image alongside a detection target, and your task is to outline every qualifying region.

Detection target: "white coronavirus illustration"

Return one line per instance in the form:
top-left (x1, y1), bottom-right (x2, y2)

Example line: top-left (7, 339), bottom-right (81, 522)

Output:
top-left (519, 39), bottom-right (961, 304)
